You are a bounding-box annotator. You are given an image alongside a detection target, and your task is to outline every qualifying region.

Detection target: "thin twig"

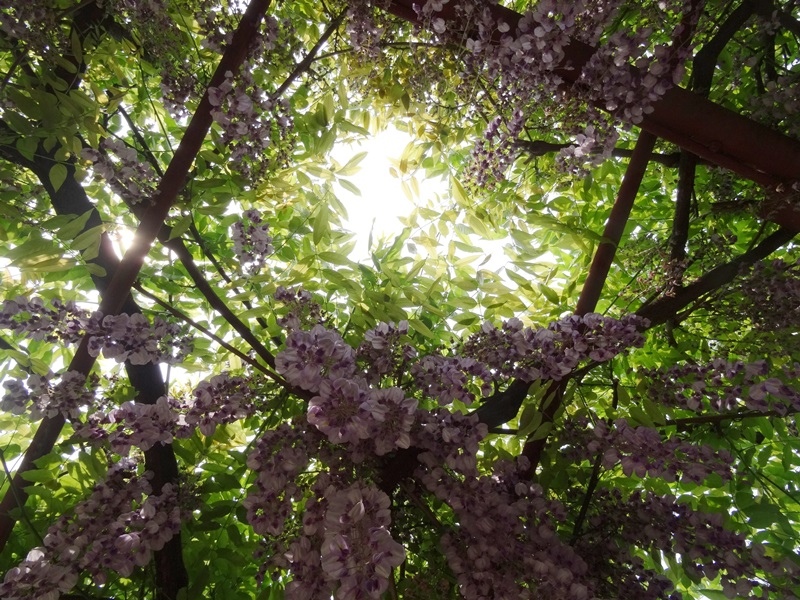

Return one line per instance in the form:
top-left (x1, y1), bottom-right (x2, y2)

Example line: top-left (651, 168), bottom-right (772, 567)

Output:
top-left (132, 282), bottom-right (279, 379)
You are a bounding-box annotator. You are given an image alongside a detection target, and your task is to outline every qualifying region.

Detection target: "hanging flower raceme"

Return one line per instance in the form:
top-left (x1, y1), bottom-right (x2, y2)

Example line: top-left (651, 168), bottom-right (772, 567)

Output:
top-left (73, 372), bottom-right (260, 453)
top-left (402, 0), bottom-right (702, 179)
top-left (410, 355), bottom-right (493, 406)
top-left (573, 488), bottom-right (799, 599)
top-left (185, 372), bottom-right (256, 436)
top-left (590, 418), bottom-right (734, 483)
top-left (275, 285), bottom-right (324, 332)
top-left (643, 359), bottom-right (800, 415)
top-left (0, 459), bottom-right (183, 600)
top-left (231, 208), bottom-right (274, 274)
top-left (740, 258), bottom-right (800, 332)
top-left (462, 313), bottom-right (648, 382)
top-left (82, 139), bottom-right (159, 206)
top-left (356, 320), bottom-right (417, 384)
top-left (207, 46), bottom-right (295, 180)
top-left (0, 296), bottom-right (192, 365)
top-left (276, 325), bottom-right (357, 392)
top-left (320, 484), bottom-right (405, 599)
top-left (75, 396), bottom-right (183, 456)
top-left (249, 311), bottom-right (795, 599)
top-left (1, 371), bottom-right (96, 421)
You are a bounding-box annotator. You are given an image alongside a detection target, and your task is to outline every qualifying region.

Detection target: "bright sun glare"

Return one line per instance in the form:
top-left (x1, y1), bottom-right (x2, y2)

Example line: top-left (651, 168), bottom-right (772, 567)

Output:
top-left (331, 127), bottom-right (446, 262)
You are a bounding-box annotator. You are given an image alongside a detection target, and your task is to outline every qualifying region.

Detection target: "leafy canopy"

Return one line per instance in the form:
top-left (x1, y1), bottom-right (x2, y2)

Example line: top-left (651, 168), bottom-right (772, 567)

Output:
top-left (0, 0), bottom-right (799, 599)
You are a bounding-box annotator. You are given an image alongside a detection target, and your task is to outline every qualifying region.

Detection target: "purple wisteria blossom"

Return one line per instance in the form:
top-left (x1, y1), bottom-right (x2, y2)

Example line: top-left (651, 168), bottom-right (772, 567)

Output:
top-left (82, 139), bottom-right (158, 205)
top-left (308, 378), bottom-right (376, 444)
top-left (1, 371), bottom-right (95, 420)
top-left (462, 313), bottom-right (647, 382)
top-left (410, 354), bottom-right (492, 405)
top-left (644, 359), bottom-right (800, 415)
top-left (357, 320), bottom-right (417, 384)
top-left (274, 285), bottom-right (324, 331)
top-left (0, 459), bottom-right (182, 599)
top-left (231, 208), bottom-right (273, 274)
top-left (276, 325), bottom-right (356, 392)
top-left (320, 484), bottom-right (405, 599)
top-left (0, 296), bottom-right (192, 365)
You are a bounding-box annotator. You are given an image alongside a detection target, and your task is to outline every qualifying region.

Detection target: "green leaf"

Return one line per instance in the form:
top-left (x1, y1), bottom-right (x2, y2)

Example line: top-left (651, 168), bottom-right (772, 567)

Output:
top-left (312, 204), bottom-right (330, 246)
top-left (71, 225), bottom-right (103, 252)
top-left (337, 178), bottom-right (361, 196)
top-left (6, 88), bottom-right (43, 120)
top-left (518, 404), bottom-right (543, 438)
top-left (317, 251), bottom-right (350, 266)
top-left (49, 163), bottom-right (68, 192)
top-left (20, 469), bottom-right (55, 483)
top-left (56, 210), bottom-right (93, 240)
top-left (538, 283), bottom-right (560, 305)
top-left (529, 421), bottom-right (553, 441)
top-left (6, 235), bottom-right (58, 263)
top-left (628, 405), bottom-right (655, 428)
top-left (505, 268), bottom-right (532, 290)
top-left (744, 500), bottom-right (782, 529)
top-left (338, 151), bottom-right (367, 176)
top-left (169, 215), bottom-right (194, 240)
top-left (408, 318), bottom-right (435, 339)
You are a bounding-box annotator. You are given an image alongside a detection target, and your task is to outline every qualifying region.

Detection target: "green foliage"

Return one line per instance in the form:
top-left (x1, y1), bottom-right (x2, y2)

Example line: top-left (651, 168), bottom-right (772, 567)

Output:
top-left (0, 0), bottom-right (799, 598)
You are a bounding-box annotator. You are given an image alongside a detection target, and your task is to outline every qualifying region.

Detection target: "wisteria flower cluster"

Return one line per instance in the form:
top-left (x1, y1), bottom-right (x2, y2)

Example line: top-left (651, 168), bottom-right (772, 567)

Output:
top-left (0, 296), bottom-right (88, 343)
top-left (244, 422), bottom-right (407, 598)
top-left (319, 483), bottom-right (406, 598)
top-left (276, 325), bottom-right (357, 392)
top-left (245, 421), bottom-right (314, 537)
top-left (255, 317), bottom-right (520, 596)
top-left (308, 378), bottom-right (376, 444)
top-left (288, 481), bottom-right (405, 599)
top-left (748, 67), bottom-right (800, 141)
top-left (73, 372), bottom-right (259, 452)
top-left (413, 407), bottom-right (488, 475)
top-left (419, 456), bottom-right (594, 600)
top-left (356, 320), bottom-right (416, 384)
top-left (574, 0), bottom-right (701, 124)
top-left (274, 319), bottom-right (493, 464)
top-left (558, 414), bottom-right (734, 484)
top-left (410, 354), bottom-right (492, 405)
top-left (740, 258), bottom-right (800, 333)
top-left (1, 371), bottom-right (95, 421)
top-left (74, 396), bottom-right (183, 455)
top-left (345, 0), bottom-right (388, 59)
top-left (589, 418), bottom-right (734, 483)
top-left (185, 372), bottom-right (255, 435)
top-left (643, 359), bottom-right (800, 415)
top-left (461, 313), bottom-right (648, 382)
top-left (82, 139), bottom-right (159, 206)
top-left (0, 458), bottom-right (182, 600)
top-left (160, 0), bottom-right (234, 116)
top-left (231, 208), bottom-right (273, 274)
top-left (574, 488), bottom-right (798, 599)
top-left (0, 0), bottom-right (61, 58)
top-left (0, 296), bottom-right (192, 365)
top-left (398, 0), bottom-right (702, 179)
top-left (84, 312), bottom-right (193, 365)
top-left (207, 58), bottom-right (294, 180)
top-left (274, 285), bottom-right (324, 332)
